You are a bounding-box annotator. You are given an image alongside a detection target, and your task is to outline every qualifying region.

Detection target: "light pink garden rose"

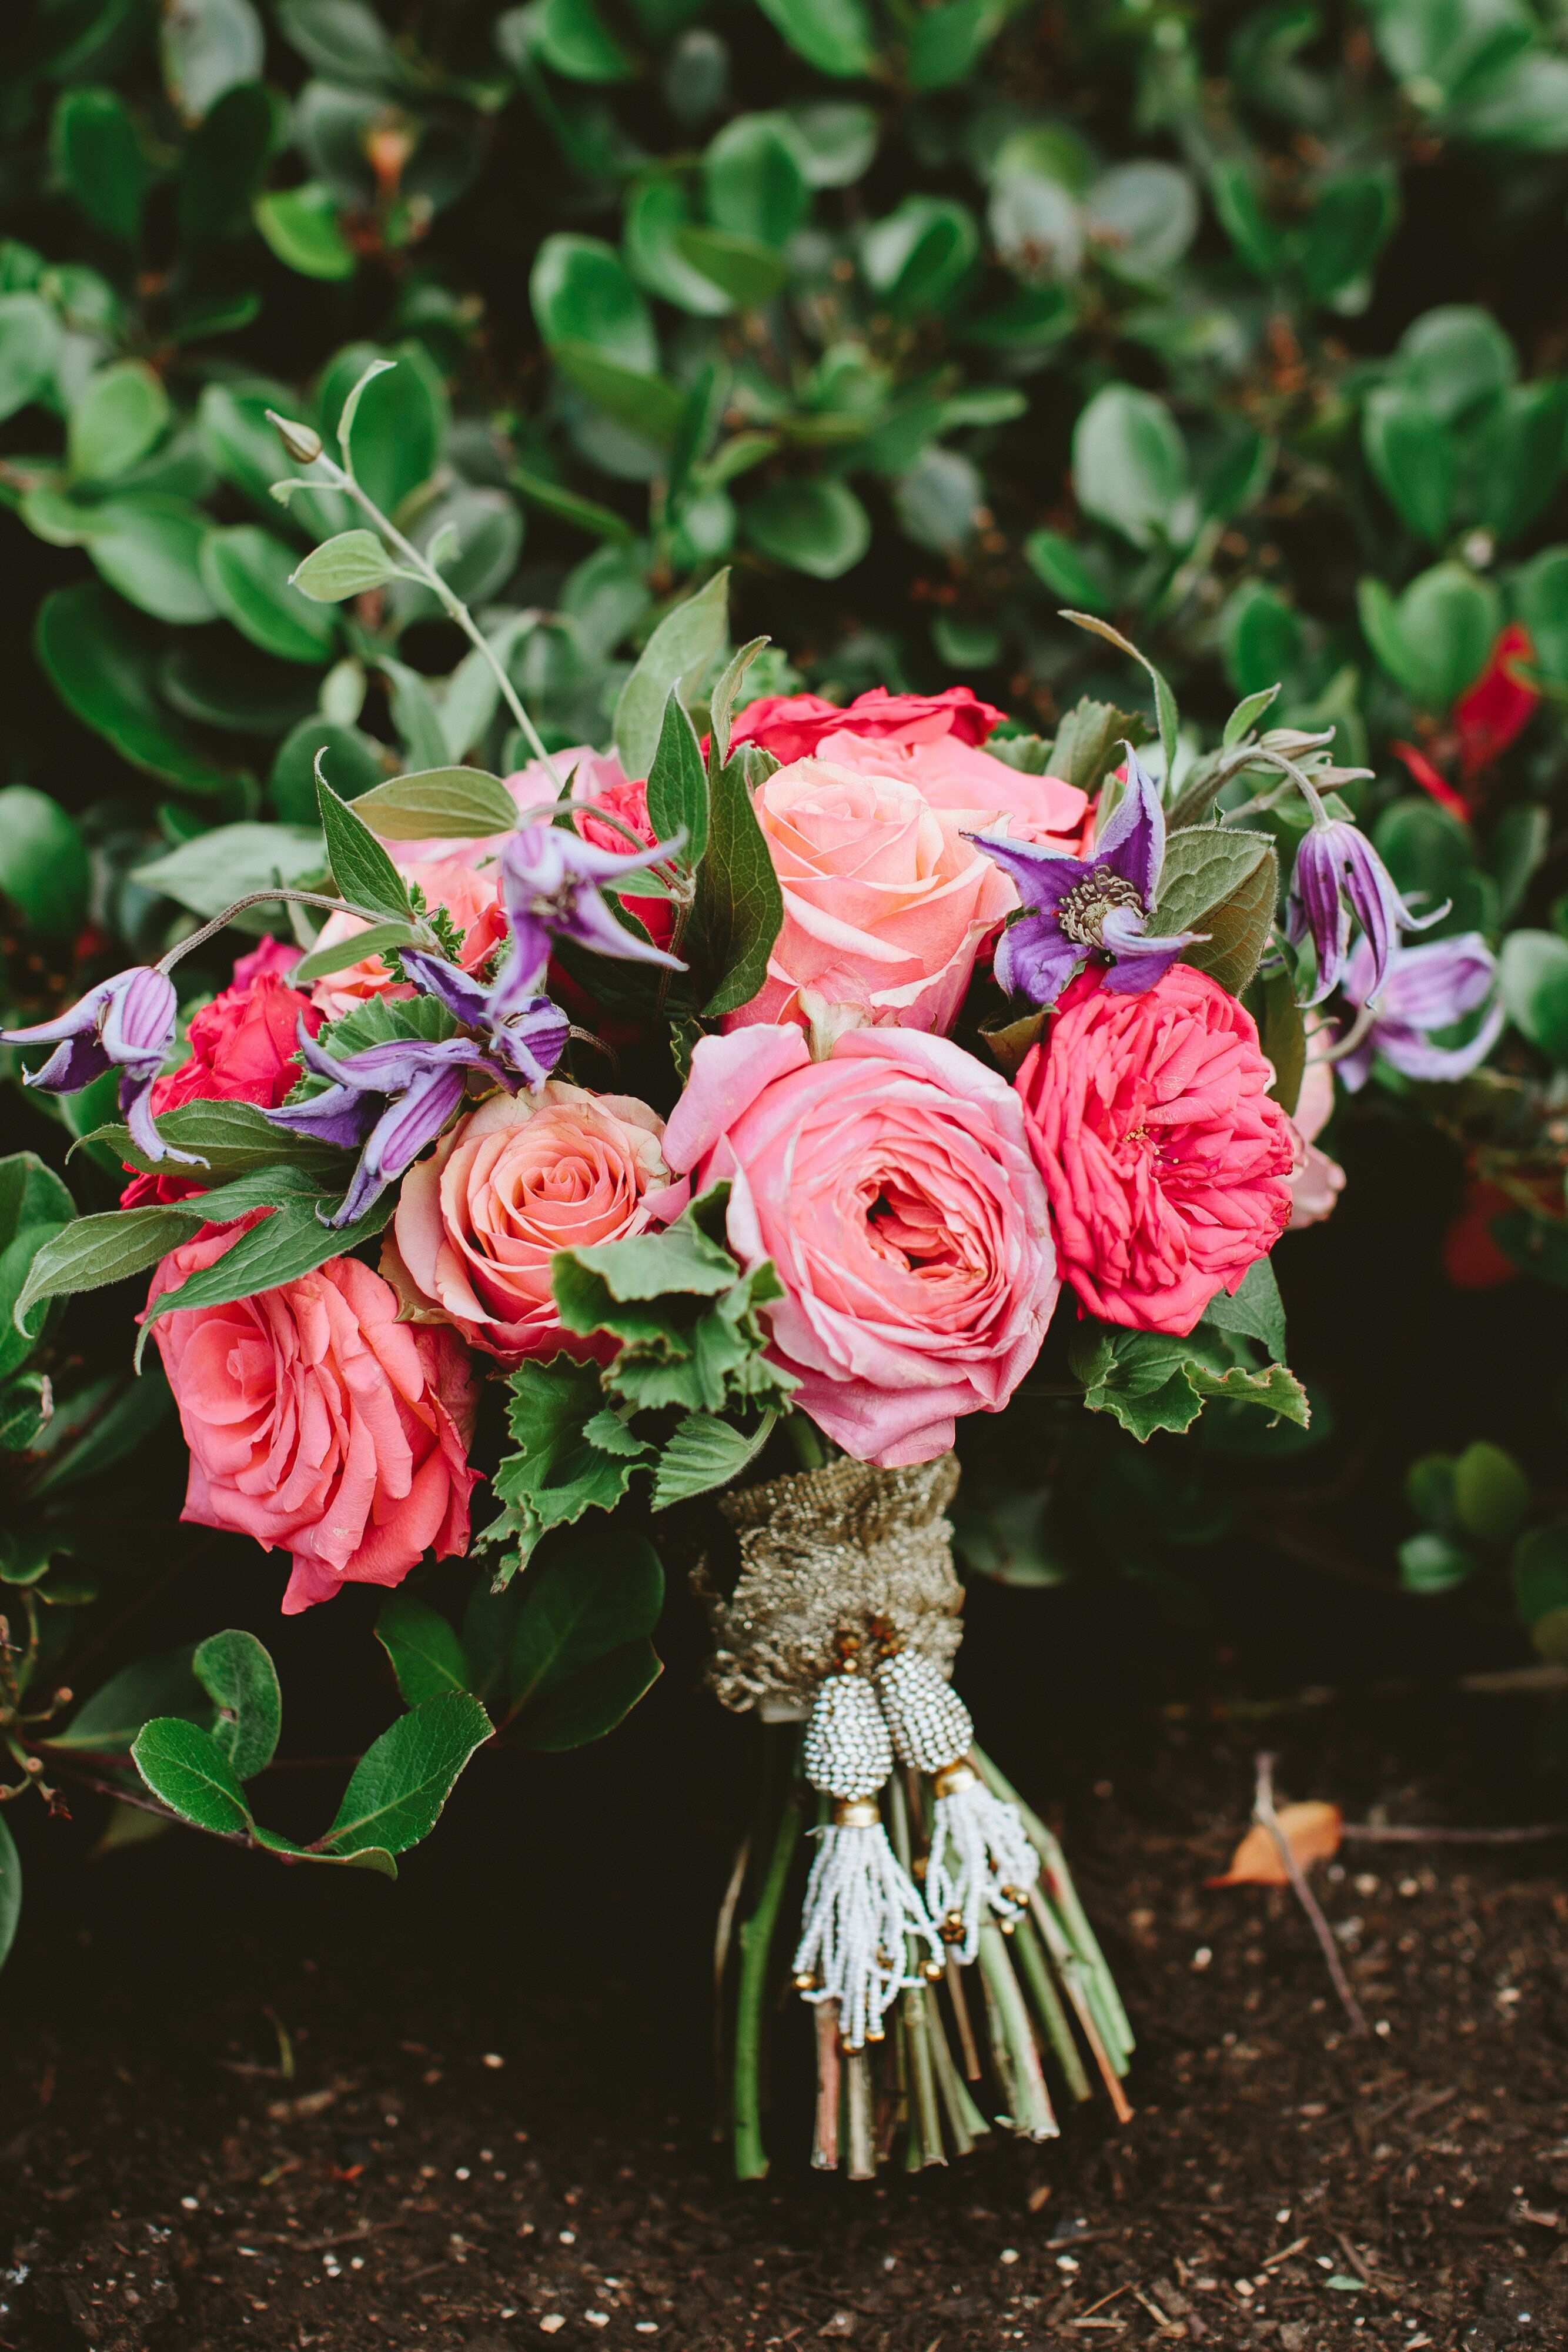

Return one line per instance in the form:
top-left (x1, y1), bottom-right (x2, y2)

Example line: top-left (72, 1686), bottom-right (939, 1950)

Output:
top-left (808, 726), bottom-right (1092, 853)
top-left (148, 1222), bottom-right (479, 1614)
top-left (729, 759), bottom-right (1017, 1035)
top-left (659, 1025), bottom-right (1059, 1467)
top-left (382, 1082), bottom-right (670, 1364)
top-left (310, 856), bottom-right (507, 1020)
top-left (1016, 967), bottom-right (1294, 1337)
top-left (1285, 1052), bottom-right (1346, 1230)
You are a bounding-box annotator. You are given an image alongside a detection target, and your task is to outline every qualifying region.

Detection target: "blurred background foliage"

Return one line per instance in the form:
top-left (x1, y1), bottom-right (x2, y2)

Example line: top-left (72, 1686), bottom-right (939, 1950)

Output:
top-left (9, 0), bottom-right (1568, 1750)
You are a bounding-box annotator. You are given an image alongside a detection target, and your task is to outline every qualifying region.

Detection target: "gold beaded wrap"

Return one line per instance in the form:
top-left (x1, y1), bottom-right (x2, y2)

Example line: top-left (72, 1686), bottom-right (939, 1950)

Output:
top-left (697, 1453), bottom-right (963, 1716)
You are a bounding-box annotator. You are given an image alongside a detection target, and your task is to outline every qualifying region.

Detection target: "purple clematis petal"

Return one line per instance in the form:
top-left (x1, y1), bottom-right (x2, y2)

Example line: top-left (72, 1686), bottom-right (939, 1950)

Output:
top-left (1336, 930), bottom-right (1503, 1092)
top-left (1290, 821), bottom-right (1442, 1006)
top-left (2, 964), bottom-right (199, 1165)
top-left (498, 823), bottom-right (686, 994)
top-left (334, 1064), bottom-right (473, 1227)
top-left (397, 947), bottom-right (570, 1087)
top-left (973, 744), bottom-right (1201, 1005)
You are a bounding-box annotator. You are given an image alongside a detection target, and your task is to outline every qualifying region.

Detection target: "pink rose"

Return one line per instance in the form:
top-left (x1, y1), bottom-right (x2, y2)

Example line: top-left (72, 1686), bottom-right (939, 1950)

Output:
top-left (1285, 1051), bottom-right (1346, 1231)
top-left (1016, 967), bottom-right (1294, 1337)
top-left (120, 956), bottom-right (324, 1208)
top-left (309, 856), bottom-right (507, 1020)
top-left (382, 1082), bottom-right (670, 1364)
top-left (148, 1222), bottom-right (479, 1614)
top-left (569, 763), bottom-right (674, 953)
top-left (660, 1025), bottom-right (1059, 1467)
top-left (728, 759), bottom-right (1017, 1035)
top-left (731, 686), bottom-right (1005, 763)
top-left (811, 726), bottom-right (1091, 853)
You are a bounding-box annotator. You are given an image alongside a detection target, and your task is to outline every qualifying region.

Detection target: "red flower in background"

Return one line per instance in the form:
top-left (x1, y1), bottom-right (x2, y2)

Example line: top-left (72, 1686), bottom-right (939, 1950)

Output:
top-left (120, 943), bottom-right (323, 1207)
top-left (728, 686), bottom-right (1005, 765)
top-left (1393, 624), bottom-right (1540, 818)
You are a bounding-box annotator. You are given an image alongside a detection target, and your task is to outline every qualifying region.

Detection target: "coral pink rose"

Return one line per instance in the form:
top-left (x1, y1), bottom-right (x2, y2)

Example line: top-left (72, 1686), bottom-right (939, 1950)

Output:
top-left (309, 857), bottom-right (507, 1020)
top-left (1285, 1053), bottom-right (1345, 1231)
top-left (382, 1081), bottom-right (669, 1364)
top-left (729, 759), bottom-right (1016, 1035)
top-left (148, 1222), bottom-right (479, 1614)
top-left (1016, 967), bottom-right (1294, 1337)
top-left (731, 686), bottom-right (1005, 763)
top-left (121, 952), bottom-right (323, 1208)
top-left (659, 1025), bottom-right (1059, 1467)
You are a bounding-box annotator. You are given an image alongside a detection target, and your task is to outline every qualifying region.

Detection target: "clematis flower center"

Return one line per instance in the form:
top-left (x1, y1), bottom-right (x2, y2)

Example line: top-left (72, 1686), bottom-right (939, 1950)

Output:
top-left (1056, 868), bottom-right (1146, 949)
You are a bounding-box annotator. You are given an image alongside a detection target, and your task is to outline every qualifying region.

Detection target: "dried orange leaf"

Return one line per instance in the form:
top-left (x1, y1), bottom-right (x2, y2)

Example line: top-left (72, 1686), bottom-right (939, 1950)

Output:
top-left (1208, 1800), bottom-right (1343, 1887)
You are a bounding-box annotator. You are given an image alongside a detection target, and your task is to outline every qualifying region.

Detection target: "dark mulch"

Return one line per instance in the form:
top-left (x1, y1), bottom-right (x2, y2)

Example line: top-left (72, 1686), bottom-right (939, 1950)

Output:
top-left (6, 1660), bottom-right (1568, 2352)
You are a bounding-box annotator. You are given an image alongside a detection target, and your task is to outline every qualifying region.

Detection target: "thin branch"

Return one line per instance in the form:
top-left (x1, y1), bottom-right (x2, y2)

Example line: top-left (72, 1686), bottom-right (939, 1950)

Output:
top-left (1254, 1750), bottom-right (1369, 2038)
top-left (1340, 1821), bottom-right (1568, 1846)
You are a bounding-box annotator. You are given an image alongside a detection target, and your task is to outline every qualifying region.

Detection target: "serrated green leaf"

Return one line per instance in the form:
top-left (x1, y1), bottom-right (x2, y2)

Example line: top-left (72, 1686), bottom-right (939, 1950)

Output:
top-left (322, 1691), bottom-right (491, 1856)
top-left (1154, 825), bottom-right (1278, 995)
top-left (15, 1207), bottom-right (203, 1334)
top-left (1201, 1254), bottom-right (1287, 1363)
top-left (194, 1630), bottom-right (282, 1781)
top-left (1188, 1359), bottom-right (1310, 1426)
top-left (132, 1717), bottom-right (254, 1834)
top-left (316, 763), bottom-right (416, 924)
top-left (645, 689), bottom-right (708, 868)
top-left (653, 1411), bottom-right (777, 1508)
top-left (490, 1354), bottom-right (640, 1553)
top-left (375, 1591), bottom-right (472, 1706)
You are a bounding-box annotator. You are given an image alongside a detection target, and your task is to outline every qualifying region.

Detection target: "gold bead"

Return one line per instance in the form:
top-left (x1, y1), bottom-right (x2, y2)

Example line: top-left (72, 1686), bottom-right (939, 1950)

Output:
top-left (793, 1972), bottom-right (817, 1991)
top-left (865, 2028), bottom-right (885, 2043)
top-left (922, 1960), bottom-right (944, 1982)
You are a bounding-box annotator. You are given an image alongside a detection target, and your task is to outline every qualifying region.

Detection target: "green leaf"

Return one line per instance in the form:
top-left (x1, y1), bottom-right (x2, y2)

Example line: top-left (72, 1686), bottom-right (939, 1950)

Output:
top-left (1477, 379), bottom-right (1568, 544)
top-left (560, 1213), bottom-right (740, 1305)
top-left (138, 1194), bottom-right (396, 1346)
top-left (317, 765), bottom-right (416, 924)
top-left (291, 528), bottom-right (403, 601)
top-left (49, 1646), bottom-right (210, 1755)
top-left (0, 786), bottom-right (91, 939)
top-left (322, 1690), bottom-right (492, 1856)
top-left (744, 479), bottom-right (870, 578)
top-left (707, 636), bottom-right (768, 769)
top-left (1154, 824), bottom-right (1278, 996)
top-left (1300, 168), bottom-right (1396, 300)
top-left (512, 465), bottom-right (637, 546)
top-left (270, 714), bottom-right (384, 820)
top-left (377, 653), bottom-right (450, 775)
top-left (376, 1592), bottom-right (472, 1706)
top-left (68, 362), bottom-right (170, 482)
top-left (507, 1524), bottom-right (664, 1718)
top-left (527, 0), bottom-right (636, 80)
top-left (14, 1207), bottom-right (202, 1334)
top-left (1358, 562), bottom-right (1499, 712)
top-left (613, 567), bottom-right (731, 780)
top-left (1024, 529), bottom-right (1115, 616)
top-left (520, 1639), bottom-right (663, 1750)
top-left (255, 183), bottom-right (355, 280)
top-left (674, 227), bottom-right (790, 308)
top-left (907, 0), bottom-right (1002, 89)
top-left (687, 750), bottom-right (785, 1017)
top-left (1072, 384), bottom-right (1193, 552)
top-left (94, 1097), bottom-right (340, 1181)
top-left (350, 767), bottom-right (519, 841)
top-left (624, 173), bottom-right (733, 316)
top-left (755, 0), bottom-right (875, 78)
top-left (1245, 962), bottom-right (1306, 1117)
top-left (1048, 696), bottom-right (1150, 799)
top-left (194, 1629), bottom-right (282, 1780)
top-left (1187, 1359), bottom-right (1310, 1427)
top-left (1201, 1257), bottom-right (1288, 1363)
top-left (317, 345), bottom-right (446, 517)
top-left (164, 0), bottom-right (266, 123)
top-left (1222, 684), bottom-right (1282, 749)
top-left (1071, 1325), bottom-right (1207, 1441)
top-left (0, 293), bottom-right (61, 423)
top-left (132, 1717), bottom-right (253, 1833)
top-left (705, 114), bottom-right (808, 249)
top-left (551, 340), bottom-right (683, 450)
top-left (1059, 612), bottom-right (1179, 788)
top-left (1399, 1530), bottom-right (1481, 1594)
top-left (1500, 930), bottom-right (1568, 1061)
top-left (490, 1354), bottom-right (645, 1553)
top-left (1222, 583), bottom-right (1305, 702)
top-left (131, 821), bottom-right (326, 919)
top-left (645, 689), bottom-right (708, 866)
top-left (1513, 1521), bottom-right (1568, 1666)
top-left (862, 195), bottom-right (980, 315)
top-left (1362, 387), bottom-right (1455, 544)
top-left (0, 1813), bottom-right (19, 1974)
top-left (82, 496), bottom-right (217, 626)
top-left (54, 86), bottom-right (150, 243)
top-left (1452, 1440), bottom-right (1533, 1546)
top-left (290, 920), bottom-right (420, 984)
top-left (653, 1411), bottom-right (776, 1508)
top-left (531, 234), bottom-right (658, 372)
top-left (203, 525), bottom-right (339, 664)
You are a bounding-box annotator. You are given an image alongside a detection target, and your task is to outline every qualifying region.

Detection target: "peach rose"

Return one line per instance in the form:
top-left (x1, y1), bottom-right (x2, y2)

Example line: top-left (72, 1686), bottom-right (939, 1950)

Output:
top-left (810, 727), bottom-right (1091, 853)
top-left (148, 1223), bottom-right (479, 1614)
top-left (729, 758), bottom-right (1017, 1035)
top-left (382, 1081), bottom-right (669, 1364)
top-left (660, 1024), bottom-right (1058, 1466)
top-left (310, 857), bottom-right (507, 1020)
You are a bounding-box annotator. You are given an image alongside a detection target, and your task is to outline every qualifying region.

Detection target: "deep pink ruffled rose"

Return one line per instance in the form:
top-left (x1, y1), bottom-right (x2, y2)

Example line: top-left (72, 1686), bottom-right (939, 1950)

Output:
top-left (120, 952), bottom-right (324, 1208)
top-left (382, 1081), bottom-right (670, 1364)
top-left (148, 1222), bottom-right (480, 1614)
top-left (727, 759), bottom-right (1017, 1035)
top-left (1016, 967), bottom-right (1294, 1336)
top-left (659, 1025), bottom-right (1059, 1467)
top-left (730, 686), bottom-right (1005, 763)
top-left (569, 764), bottom-right (674, 952)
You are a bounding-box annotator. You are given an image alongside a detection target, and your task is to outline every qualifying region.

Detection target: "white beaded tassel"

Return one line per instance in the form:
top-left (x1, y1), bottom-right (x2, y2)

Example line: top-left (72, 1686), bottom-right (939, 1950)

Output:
top-left (876, 1648), bottom-right (1039, 1965)
top-left (793, 1672), bottom-right (939, 2052)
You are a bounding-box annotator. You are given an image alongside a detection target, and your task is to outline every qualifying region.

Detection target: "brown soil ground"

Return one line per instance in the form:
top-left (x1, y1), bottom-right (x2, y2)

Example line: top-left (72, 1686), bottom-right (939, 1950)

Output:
top-left (6, 1668), bottom-right (1568, 2352)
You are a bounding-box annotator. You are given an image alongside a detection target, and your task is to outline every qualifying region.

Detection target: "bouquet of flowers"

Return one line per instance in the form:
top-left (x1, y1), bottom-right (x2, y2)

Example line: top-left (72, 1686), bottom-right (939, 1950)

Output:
top-left (0, 364), bottom-right (1503, 2178)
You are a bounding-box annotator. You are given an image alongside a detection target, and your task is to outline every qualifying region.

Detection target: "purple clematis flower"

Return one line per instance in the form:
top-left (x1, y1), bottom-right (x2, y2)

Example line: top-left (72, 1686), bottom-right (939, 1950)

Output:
top-left (1289, 820), bottom-right (1439, 1007)
top-left (974, 747), bottom-right (1203, 1006)
top-left (397, 948), bottom-right (570, 1082)
top-left (499, 823), bottom-right (686, 991)
top-left (1335, 931), bottom-right (1504, 1093)
top-left (267, 998), bottom-right (569, 1227)
top-left (1, 965), bottom-right (193, 1165)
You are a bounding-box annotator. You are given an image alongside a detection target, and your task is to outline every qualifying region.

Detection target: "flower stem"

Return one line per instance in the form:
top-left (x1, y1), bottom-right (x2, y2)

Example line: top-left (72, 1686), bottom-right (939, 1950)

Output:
top-left (157, 889), bottom-right (367, 974)
top-left (844, 2051), bottom-right (875, 2181)
top-left (887, 1773), bottom-right (946, 2167)
top-left (812, 2000), bottom-right (841, 2171)
top-left (731, 1785), bottom-right (803, 2181)
top-left (1011, 1908), bottom-right (1091, 2102)
top-left (783, 1411), bottom-right (827, 1471)
top-left (977, 1923), bottom-right (1057, 2142)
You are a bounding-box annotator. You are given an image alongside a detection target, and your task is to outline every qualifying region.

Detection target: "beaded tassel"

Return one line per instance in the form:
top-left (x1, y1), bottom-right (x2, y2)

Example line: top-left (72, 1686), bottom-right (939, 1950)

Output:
top-left (876, 1648), bottom-right (1039, 1965)
top-left (793, 1671), bottom-right (939, 2051)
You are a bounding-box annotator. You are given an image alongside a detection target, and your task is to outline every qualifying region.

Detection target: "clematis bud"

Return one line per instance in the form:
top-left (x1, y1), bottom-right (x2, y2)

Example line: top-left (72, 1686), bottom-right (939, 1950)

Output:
top-left (1288, 819), bottom-right (1436, 1006)
top-left (268, 411), bottom-right (323, 465)
top-left (2, 966), bottom-right (194, 1164)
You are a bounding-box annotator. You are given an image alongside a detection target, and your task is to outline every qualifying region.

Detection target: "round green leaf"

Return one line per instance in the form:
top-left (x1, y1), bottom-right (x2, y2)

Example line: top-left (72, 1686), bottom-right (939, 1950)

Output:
top-left (755, 0), bottom-right (875, 78)
top-left (52, 86), bottom-right (150, 242)
top-left (703, 113), bottom-right (808, 248)
top-left (743, 477), bottom-right (870, 577)
top-left (1396, 304), bottom-right (1516, 423)
top-left (1398, 1531), bottom-right (1480, 1593)
top-left (625, 174), bottom-right (733, 315)
top-left (783, 101), bottom-right (877, 186)
top-left (862, 196), bottom-right (979, 313)
top-left (35, 583), bottom-right (233, 793)
top-left (161, 632), bottom-right (319, 735)
top-left (68, 361), bottom-right (171, 483)
top-left (1362, 387), bottom-right (1455, 544)
top-left (270, 715), bottom-right (385, 820)
top-left (162, 0), bottom-right (265, 121)
top-left (255, 182), bottom-right (355, 280)
top-left (1221, 580), bottom-right (1305, 699)
top-left (530, 234), bottom-right (658, 372)
top-left (86, 496), bottom-right (218, 624)
top-left (0, 293), bottom-right (61, 423)
top-left (1073, 383), bottom-right (1193, 550)
top-left (1084, 161), bottom-right (1199, 278)
top-left (132, 1716), bottom-right (253, 1833)
top-left (177, 81), bottom-right (278, 245)
top-left (0, 786), bottom-right (91, 939)
top-left (989, 172), bottom-right (1084, 283)
top-left (893, 446), bottom-right (982, 553)
top-left (673, 228), bottom-right (788, 309)
top-left (201, 524), bottom-right (339, 663)
top-left (1516, 545), bottom-right (1568, 683)
top-left (316, 342), bottom-right (448, 516)
top-left (1452, 1440), bottom-right (1533, 1547)
top-left (531, 0), bottom-right (635, 81)
top-left (1500, 929), bottom-right (1568, 1063)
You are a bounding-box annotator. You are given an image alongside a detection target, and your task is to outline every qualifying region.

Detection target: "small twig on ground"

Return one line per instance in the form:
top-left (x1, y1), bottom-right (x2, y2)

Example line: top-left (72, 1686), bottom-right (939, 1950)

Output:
top-left (1340, 1822), bottom-right (1568, 1845)
top-left (1255, 1751), bottom-right (1369, 2039)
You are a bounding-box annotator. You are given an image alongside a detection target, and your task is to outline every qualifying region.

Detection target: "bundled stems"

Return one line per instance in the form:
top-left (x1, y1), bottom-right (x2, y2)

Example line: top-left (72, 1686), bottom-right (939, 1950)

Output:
top-left (732, 1786), bottom-right (804, 2180)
